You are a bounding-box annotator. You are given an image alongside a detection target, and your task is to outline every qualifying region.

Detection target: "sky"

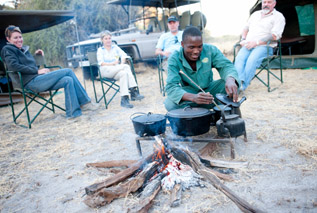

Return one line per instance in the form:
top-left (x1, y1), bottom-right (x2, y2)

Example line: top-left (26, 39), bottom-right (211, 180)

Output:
top-left (0, 0), bottom-right (258, 36)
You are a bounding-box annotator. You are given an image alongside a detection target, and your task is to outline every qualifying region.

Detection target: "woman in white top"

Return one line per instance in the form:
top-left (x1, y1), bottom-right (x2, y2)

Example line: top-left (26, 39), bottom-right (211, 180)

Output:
top-left (97, 31), bottom-right (144, 108)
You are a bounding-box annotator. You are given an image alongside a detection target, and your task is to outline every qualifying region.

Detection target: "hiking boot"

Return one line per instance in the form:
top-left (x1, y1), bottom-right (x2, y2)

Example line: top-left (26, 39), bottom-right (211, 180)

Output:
top-left (81, 102), bottom-right (99, 111)
top-left (121, 95), bottom-right (133, 108)
top-left (129, 87), bottom-right (144, 101)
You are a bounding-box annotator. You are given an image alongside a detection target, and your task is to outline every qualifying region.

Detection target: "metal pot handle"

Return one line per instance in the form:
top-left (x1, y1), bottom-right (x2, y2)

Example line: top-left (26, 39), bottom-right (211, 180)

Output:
top-left (130, 112), bottom-right (147, 120)
top-left (220, 104), bottom-right (231, 122)
top-left (183, 106), bottom-right (192, 111)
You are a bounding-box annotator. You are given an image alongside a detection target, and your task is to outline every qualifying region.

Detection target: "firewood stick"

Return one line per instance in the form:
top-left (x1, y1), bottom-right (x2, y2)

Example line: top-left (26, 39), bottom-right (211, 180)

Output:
top-left (127, 174), bottom-right (163, 212)
top-left (84, 162), bottom-right (158, 208)
top-left (85, 153), bottom-right (155, 195)
top-left (86, 160), bottom-right (137, 168)
top-left (200, 156), bottom-right (249, 169)
top-left (170, 183), bottom-right (182, 207)
top-left (181, 148), bottom-right (264, 213)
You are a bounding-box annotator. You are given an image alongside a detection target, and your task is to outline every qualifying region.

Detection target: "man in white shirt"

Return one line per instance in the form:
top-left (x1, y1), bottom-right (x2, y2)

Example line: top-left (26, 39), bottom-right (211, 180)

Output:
top-left (234, 0), bottom-right (285, 91)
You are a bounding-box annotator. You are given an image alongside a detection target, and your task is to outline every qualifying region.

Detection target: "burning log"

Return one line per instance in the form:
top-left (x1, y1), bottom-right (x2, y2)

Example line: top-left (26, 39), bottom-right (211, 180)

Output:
top-left (83, 136), bottom-right (261, 212)
top-left (84, 161), bottom-right (159, 208)
top-left (127, 174), bottom-right (164, 212)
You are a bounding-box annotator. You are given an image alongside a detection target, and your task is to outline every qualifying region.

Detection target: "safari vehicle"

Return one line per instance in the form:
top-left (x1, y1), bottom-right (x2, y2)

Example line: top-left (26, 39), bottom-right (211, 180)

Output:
top-left (65, 0), bottom-right (206, 71)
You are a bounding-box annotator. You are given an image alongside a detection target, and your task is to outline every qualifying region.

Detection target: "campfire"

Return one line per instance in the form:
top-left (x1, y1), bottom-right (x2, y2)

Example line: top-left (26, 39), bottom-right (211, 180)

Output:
top-left (83, 136), bottom-right (263, 212)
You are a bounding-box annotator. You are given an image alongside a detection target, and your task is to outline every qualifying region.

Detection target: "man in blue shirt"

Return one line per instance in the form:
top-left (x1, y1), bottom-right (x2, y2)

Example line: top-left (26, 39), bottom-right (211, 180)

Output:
top-left (155, 16), bottom-right (183, 59)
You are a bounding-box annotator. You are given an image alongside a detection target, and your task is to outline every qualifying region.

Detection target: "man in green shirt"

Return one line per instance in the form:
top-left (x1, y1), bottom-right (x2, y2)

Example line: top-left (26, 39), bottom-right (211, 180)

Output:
top-left (164, 26), bottom-right (240, 111)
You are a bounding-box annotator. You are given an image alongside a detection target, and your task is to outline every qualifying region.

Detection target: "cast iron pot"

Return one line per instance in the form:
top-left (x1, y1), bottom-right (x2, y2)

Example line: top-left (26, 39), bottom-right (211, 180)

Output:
top-left (166, 107), bottom-right (213, 137)
top-left (130, 112), bottom-right (166, 137)
top-left (213, 104), bottom-right (232, 123)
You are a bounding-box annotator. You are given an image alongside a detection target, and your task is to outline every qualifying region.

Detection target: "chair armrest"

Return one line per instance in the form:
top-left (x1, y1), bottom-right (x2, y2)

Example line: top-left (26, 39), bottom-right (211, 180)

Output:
top-left (45, 65), bottom-right (62, 70)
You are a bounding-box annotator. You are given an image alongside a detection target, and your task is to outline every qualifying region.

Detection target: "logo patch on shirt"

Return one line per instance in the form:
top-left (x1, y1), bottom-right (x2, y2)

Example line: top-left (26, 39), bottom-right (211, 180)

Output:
top-left (202, 57), bottom-right (209, 63)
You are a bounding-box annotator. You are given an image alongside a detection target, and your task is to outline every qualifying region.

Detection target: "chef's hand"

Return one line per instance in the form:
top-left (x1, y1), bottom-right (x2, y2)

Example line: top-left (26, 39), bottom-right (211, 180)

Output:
top-left (225, 77), bottom-right (238, 102)
top-left (192, 92), bottom-right (214, 105)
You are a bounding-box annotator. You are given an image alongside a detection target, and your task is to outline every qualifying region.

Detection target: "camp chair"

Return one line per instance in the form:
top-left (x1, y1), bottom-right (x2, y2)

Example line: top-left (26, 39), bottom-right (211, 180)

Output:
top-left (191, 11), bottom-right (207, 31)
top-left (87, 51), bottom-right (120, 109)
top-left (179, 11), bottom-right (191, 30)
top-left (233, 40), bottom-right (283, 92)
top-left (157, 54), bottom-right (165, 96)
top-left (2, 56), bottom-right (65, 128)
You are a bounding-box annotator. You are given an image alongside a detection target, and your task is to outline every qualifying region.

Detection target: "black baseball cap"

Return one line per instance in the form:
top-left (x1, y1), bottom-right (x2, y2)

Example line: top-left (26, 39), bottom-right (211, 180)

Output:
top-left (168, 16), bottom-right (178, 22)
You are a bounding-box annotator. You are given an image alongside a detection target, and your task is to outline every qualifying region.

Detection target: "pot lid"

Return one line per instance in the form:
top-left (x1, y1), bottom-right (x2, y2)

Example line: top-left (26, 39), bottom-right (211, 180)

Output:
top-left (224, 114), bottom-right (240, 120)
top-left (167, 107), bottom-right (210, 118)
top-left (215, 93), bottom-right (246, 108)
top-left (213, 104), bottom-right (231, 111)
top-left (132, 113), bottom-right (165, 123)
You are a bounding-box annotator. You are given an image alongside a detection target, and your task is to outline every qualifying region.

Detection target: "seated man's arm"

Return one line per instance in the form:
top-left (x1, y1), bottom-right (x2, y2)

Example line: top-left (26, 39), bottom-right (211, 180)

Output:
top-left (155, 48), bottom-right (171, 57)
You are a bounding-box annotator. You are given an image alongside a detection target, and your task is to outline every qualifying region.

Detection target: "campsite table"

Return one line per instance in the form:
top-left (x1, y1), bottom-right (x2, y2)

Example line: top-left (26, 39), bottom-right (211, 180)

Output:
top-left (281, 36), bottom-right (307, 55)
top-left (135, 130), bottom-right (236, 159)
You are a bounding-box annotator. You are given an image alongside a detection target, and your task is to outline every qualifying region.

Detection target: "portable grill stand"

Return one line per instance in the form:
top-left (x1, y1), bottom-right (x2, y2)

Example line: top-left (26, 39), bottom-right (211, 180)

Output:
top-left (135, 133), bottom-right (236, 159)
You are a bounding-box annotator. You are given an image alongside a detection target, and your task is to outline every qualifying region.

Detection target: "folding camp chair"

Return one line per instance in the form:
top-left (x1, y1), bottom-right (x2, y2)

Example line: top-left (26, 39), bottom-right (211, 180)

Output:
top-left (157, 55), bottom-right (166, 96)
top-left (2, 56), bottom-right (65, 128)
top-left (233, 40), bottom-right (283, 92)
top-left (87, 52), bottom-right (120, 109)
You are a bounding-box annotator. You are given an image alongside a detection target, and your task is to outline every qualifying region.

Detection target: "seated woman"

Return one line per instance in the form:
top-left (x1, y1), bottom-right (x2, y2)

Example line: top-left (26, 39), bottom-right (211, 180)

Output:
top-left (1, 25), bottom-right (98, 119)
top-left (97, 31), bottom-right (144, 108)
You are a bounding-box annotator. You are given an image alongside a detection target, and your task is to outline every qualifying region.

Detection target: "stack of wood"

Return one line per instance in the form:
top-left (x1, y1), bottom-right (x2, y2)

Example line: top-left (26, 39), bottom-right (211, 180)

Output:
top-left (83, 137), bottom-right (263, 212)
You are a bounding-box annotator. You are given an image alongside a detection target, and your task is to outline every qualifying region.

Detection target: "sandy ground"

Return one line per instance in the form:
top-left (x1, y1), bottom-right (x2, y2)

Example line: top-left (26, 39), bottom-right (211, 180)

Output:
top-left (0, 56), bottom-right (317, 212)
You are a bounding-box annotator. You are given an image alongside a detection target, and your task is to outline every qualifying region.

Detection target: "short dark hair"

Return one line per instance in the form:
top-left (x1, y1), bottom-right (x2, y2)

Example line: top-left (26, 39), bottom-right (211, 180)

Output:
top-left (182, 26), bottom-right (202, 42)
top-left (5, 25), bottom-right (22, 38)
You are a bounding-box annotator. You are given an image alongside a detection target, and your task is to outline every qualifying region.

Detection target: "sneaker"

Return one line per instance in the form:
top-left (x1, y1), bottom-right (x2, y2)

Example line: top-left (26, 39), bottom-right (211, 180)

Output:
top-left (81, 102), bottom-right (99, 111)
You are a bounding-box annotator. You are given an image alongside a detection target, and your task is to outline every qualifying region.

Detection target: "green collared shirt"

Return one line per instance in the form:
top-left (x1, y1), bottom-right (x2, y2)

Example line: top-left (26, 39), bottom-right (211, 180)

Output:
top-left (165, 44), bottom-right (240, 105)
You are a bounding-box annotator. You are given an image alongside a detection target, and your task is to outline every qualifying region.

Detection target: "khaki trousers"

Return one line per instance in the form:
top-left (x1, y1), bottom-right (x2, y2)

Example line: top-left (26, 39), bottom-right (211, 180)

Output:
top-left (100, 64), bottom-right (137, 96)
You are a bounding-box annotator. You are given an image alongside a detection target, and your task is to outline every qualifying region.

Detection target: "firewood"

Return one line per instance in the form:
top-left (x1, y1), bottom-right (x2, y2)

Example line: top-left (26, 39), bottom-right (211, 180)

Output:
top-left (200, 156), bottom-right (249, 169)
top-left (199, 143), bottom-right (217, 156)
top-left (170, 183), bottom-right (182, 207)
top-left (127, 174), bottom-right (163, 212)
top-left (85, 153), bottom-right (154, 195)
top-left (84, 162), bottom-right (158, 208)
top-left (86, 160), bottom-right (137, 168)
top-left (180, 148), bottom-right (264, 213)
top-left (207, 169), bottom-right (234, 182)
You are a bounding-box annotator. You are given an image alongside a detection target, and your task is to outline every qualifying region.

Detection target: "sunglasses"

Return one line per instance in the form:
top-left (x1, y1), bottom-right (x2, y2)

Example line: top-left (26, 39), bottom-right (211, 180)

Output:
top-left (7, 26), bottom-right (21, 33)
top-left (174, 36), bottom-right (179, 44)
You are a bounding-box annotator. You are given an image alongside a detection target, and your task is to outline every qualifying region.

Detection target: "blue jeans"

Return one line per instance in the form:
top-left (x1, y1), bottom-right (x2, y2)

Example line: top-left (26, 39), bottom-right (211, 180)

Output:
top-left (25, 68), bottom-right (91, 118)
top-left (234, 46), bottom-right (273, 90)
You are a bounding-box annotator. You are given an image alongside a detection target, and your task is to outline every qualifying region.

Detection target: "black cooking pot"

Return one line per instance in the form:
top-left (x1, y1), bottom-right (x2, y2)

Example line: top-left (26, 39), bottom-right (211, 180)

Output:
top-left (166, 107), bottom-right (213, 136)
top-left (130, 112), bottom-right (166, 137)
top-left (213, 104), bottom-right (232, 123)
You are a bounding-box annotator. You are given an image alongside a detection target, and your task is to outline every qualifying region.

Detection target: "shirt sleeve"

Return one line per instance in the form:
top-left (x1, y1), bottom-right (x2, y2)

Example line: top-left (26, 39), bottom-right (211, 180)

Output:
top-left (271, 13), bottom-right (286, 40)
top-left (156, 34), bottom-right (165, 50)
top-left (115, 45), bottom-right (128, 58)
top-left (209, 45), bottom-right (240, 86)
top-left (165, 52), bottom-right (187, 104)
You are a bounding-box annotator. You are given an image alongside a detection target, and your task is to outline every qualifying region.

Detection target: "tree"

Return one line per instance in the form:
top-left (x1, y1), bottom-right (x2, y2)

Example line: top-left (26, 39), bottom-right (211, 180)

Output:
top-left (18, 0), bottom-right (135, 65)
